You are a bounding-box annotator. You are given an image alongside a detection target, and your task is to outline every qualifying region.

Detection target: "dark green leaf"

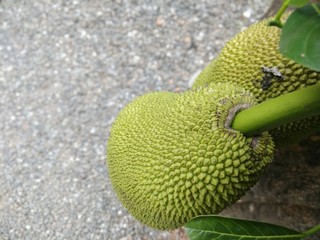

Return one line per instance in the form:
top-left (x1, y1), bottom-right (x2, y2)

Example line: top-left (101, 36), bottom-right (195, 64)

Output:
top-left (288, 0), bottom-right (309, 7)
top-left (279, 5), bottom-right (320, 71)
top-left (185, 215), bottom-right (303, 240)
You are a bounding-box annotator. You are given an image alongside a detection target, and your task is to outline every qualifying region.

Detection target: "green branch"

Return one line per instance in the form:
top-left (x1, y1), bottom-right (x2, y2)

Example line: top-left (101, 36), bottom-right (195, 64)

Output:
top-left (302, 223), bottom-right (320, 238)
top-left (268, 0), bottom-right (291, 28)
top-left (231, 84), bottom-right (320, 137)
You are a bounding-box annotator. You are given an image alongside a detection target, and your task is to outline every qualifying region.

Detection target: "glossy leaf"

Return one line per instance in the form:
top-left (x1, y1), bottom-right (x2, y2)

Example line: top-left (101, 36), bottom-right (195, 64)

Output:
top-left (185, 215), bottom-right (303, 240)
top-left (288, 0), bottom-right (309, 7)
top-left (280, 5), bottom-right (320, 71)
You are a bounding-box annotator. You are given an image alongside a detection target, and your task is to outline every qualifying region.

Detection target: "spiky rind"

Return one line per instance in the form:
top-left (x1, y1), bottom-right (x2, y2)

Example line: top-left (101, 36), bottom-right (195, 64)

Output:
top-left (107, 83), bottom-right (274, 230)
top-left (192, 16), bottom-right (320, 143)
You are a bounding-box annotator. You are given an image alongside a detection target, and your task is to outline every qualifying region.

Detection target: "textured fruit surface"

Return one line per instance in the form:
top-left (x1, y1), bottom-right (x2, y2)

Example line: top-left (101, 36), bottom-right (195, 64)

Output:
top-left (193, 16), bottom-right (320, 143)
top-left (107, 83), bottom-right (274, 230)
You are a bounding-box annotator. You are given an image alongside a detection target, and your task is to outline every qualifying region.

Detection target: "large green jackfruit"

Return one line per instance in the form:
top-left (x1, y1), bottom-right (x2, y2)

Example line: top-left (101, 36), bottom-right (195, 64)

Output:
top-left (193, 16), bottom-right (320, 143)
top-left (107, 83), bottom-right (274, 230)
top-left (107, 13), bottom-right (319, 231)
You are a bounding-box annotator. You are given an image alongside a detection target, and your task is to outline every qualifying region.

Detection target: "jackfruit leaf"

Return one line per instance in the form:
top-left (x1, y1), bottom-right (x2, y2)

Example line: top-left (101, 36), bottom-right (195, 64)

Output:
top-left (279, 5), bottom-right (320, 71)
top-left (185, 215), bottom-right (304, 240)
top-left (288, 0), bottom-right (308, 7)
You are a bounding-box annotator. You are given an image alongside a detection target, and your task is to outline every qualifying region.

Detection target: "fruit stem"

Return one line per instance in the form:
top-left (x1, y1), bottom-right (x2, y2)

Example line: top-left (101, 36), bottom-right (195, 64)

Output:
top-left (231, 83), bottom-right (320, 137)
top-left (268, 0), bottom-right (290, 28)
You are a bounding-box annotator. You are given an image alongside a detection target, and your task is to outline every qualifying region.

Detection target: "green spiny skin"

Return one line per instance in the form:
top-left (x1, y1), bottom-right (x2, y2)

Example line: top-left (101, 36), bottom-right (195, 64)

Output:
top-left (193, 15), bottom-right (320, 144)
top-left (107, 82), bottom-right (274, 230)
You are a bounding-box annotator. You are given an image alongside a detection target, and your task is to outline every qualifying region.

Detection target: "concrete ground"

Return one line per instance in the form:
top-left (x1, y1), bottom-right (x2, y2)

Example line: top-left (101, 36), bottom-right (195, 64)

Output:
top-left (8, 1), bottom-right (320, 239)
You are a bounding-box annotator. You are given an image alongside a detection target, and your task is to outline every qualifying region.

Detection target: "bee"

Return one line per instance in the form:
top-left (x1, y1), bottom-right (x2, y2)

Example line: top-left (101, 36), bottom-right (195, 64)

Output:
top-left (260, 66), bottom-right (283, 90)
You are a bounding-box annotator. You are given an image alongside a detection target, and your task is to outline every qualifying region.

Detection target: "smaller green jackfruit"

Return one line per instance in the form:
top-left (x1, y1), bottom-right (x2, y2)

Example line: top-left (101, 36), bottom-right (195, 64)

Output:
top-left (107, 82), bottom-right (274, 230)
top-left (193, 15), bottom-right (320, 143)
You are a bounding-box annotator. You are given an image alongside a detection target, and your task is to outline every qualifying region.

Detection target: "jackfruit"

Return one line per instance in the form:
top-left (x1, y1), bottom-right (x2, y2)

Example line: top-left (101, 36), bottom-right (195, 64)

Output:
top-left (193, 15), bottom-right (320, 143)
top-left (107, 82), bottom-right (274, 230)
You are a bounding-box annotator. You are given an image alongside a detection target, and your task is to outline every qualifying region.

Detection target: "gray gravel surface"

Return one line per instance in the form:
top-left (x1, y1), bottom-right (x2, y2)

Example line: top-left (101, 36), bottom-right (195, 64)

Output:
top-left (0, 1), bottom-right (271, 239)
